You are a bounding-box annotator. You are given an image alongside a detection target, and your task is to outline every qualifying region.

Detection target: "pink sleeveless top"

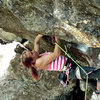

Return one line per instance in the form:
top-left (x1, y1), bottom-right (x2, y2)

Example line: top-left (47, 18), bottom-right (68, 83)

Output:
top-left (40, 52), bottom-right (67, 71)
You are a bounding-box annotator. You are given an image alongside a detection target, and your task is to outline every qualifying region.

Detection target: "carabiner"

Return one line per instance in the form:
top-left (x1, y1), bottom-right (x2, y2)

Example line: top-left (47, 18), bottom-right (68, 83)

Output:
top-left (66, 80), bottom-right (70, 86)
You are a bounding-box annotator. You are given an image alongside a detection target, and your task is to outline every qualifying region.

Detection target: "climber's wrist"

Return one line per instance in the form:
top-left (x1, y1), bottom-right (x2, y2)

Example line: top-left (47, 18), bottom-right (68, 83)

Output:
top-left (34, 34), bottom-right (43, 44)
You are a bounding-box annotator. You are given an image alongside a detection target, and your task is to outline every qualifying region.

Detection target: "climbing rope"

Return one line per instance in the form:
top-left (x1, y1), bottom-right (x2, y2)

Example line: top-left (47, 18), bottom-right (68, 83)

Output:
top-left (54, 41), bottom-right (88, 100)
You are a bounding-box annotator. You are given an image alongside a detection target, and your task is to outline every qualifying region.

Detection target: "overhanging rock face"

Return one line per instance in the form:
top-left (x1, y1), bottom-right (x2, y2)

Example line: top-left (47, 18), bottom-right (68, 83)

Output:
top-left (0, 0), bottom-right (100, 47)
top-left (0, 0), bottom-right (100, 100)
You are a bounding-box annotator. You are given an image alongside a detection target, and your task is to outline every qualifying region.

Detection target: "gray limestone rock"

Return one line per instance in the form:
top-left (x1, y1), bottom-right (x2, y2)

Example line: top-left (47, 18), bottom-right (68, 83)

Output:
top-left (0, 0), bottom-right (100, 100)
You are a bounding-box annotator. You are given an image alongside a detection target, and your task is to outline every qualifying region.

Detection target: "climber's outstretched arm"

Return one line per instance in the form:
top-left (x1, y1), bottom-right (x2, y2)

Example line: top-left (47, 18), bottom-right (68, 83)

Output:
top-left (53, 37), bottom-right (61, 56)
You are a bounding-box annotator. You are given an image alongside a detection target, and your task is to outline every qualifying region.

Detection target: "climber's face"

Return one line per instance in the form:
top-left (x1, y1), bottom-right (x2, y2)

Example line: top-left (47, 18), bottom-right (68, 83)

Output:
top-left (31, 50), bottom-right (39, 60)
top-left (29, 50), bottom-right (39, 66)
top-left (22, 50), bottom-right (39, 67)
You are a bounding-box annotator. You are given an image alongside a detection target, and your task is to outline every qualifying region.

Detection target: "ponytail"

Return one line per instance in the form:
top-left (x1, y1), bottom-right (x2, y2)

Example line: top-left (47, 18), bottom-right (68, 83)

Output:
top-left (30, 66), bottom-right (39, 81)
top-left (21, 50), bottom-right (39, 81)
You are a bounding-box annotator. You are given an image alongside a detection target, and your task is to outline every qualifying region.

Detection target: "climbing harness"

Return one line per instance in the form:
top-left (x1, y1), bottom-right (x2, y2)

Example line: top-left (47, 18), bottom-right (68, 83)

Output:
top-left (51, 36), bottom-right (88, 100)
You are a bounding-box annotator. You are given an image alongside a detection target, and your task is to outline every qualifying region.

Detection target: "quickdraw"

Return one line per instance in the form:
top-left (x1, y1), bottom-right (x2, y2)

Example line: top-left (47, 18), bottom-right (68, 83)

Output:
top-left (51, 36), bottom-right (56, 45)
top-left (66, 63), bottom-right (72, 86)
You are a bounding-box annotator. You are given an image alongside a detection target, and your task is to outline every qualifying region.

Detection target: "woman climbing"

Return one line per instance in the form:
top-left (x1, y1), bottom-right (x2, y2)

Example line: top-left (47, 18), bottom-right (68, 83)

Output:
top-left (21, 34), bottom-right (63, 80)
top-left (21, 34), bottom-right (100, 94)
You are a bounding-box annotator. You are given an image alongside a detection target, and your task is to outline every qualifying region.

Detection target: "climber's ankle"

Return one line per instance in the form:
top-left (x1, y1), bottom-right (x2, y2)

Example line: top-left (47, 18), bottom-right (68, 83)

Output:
top-left (97, 81), bottom-right (100, 91)
top-left (95, 81), bottom-right (100, 94)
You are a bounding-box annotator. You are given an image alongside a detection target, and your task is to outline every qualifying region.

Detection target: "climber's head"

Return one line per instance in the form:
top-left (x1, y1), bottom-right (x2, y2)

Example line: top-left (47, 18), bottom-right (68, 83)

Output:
top-left (21, 50), bottom-right (39, 81)
top-left (21, 50), bottom-right (39, 68)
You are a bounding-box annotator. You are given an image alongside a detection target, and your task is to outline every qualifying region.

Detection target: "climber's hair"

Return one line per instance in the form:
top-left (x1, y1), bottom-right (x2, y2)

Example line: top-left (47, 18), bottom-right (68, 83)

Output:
top-left (21, 50), bottom-right (39, 81)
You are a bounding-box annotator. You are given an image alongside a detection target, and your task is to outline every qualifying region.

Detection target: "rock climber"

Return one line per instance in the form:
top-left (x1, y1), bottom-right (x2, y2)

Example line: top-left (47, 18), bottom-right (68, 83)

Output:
top-left (21, 34), bottom-right (100, 94)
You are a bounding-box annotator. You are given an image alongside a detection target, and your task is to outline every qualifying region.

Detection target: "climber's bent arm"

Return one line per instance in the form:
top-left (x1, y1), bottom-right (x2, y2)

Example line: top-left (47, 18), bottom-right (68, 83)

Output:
top-left (34, 34), bottom-right (43, 53)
